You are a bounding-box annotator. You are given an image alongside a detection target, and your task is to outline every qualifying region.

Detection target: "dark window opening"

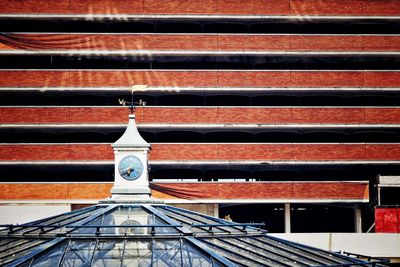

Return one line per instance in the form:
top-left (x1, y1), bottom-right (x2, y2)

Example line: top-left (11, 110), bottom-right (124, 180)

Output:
top-left (0, 92), bottom-right (157, 106)
top-left (1, 55), bottom-right (400, 70)
top-left (219, 204), bottom-right (284, 232)
top-left (139, 131), bottom-right (156, 143)
top-left (299, 95), bottom-right (348, 106)
top-left (2, 128), bottom-right (400, 143)
top-left (1, 163), bottom-right (399, 183)
top-left (1, 91), bottom-right (400, 106)
top-left (156, 22), bottom-right (202, 33)
top-left (255, 132), bottom-right (301, 142)
top-left (156, 94), bottom-right (204, 106)
top-left (205, 131), bottom-right (254, 143)
top-left (291, 204), bottom-right (355, 232)
top-left (351, 131), bottom-right (400, 143)
top-left (204, 169), bottom-right (252, 181)
top-left (379, 187), bottom-right (400, 206)
top-left (353, 95), bottom-right (400, 106)
top-left (206, 95), bottom-right (250, 106)
top-left (0, 165), bottom-right (113, 182)
top-left (58, 132), bottom-right (108, 143)
top-left (203, 22), bottom-right (249, 33)
top-left (301, 131), bottom-right (350, 143)
top-left (151, 169), bottom-right (204, 181)
top-left (107, 22), bottom-right (155, 33)
top-left (300, 169), bottom-right (351, 180)
top-left (157, 131), bottom-right (203, 142)
top-left (251, 95), bottom-right (299, 106)
top-left (250, 23), bottom-right (297, 34)
top-left (1, 18), bottom-right (400, 34)
top-left (253, 170), bottom-right (302, 181)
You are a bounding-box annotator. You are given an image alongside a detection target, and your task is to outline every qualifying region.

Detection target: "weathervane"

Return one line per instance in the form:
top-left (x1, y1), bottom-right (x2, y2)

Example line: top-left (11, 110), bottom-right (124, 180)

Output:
top-left (118, 84), bottom-right (148, 114)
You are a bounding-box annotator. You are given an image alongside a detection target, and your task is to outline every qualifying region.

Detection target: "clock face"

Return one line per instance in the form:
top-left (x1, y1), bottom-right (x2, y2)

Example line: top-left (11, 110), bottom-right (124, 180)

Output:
top-left (118, 155), bottom-right (144, 181)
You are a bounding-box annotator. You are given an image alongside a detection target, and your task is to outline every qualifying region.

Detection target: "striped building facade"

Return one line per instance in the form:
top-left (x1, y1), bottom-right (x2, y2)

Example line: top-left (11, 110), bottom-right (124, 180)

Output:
top-left (0, 0), bottom-right (400, 233)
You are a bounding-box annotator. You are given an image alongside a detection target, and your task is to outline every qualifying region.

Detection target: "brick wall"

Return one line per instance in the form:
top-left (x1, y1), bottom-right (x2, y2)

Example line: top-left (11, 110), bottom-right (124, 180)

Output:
top-left (2, 107), bottom-right (400, 125)
top-left (1, 143), bottom-right (400, 161)
top-left (1, 70), bottom-right (399, 87)
top-left (375, 207), bottom-right (400, 233)
top-left (0, 182), bottom-right (368, 201)
top-left (2, 34), bottom-right (399, 51)
top-left (2, 0), bottom-right (399, 15)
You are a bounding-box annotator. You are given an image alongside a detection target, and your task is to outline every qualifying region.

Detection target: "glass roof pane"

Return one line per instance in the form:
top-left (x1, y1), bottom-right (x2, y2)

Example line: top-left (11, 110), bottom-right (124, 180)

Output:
top-left (0, 204), bottom-right (381, 267)
top-left (0, 239), bottom-right (47, 265)
top-left (91, 240), bottom-right (125, 266)
top-left (227, 237), bottom-right (308, 267)
top-left (153, 216), bottom-right (179, 235)
top-left (181, 239), bottom-right (218, 267)
top-left (71, 206), bottom-right (124, 235)
top-left (256, 236), bottom-right (348, 266)
top-left (30, 241), bottom-right (67, 266)
top-left (0, 239), bottom-right (29, 253)
top-left (204, 237), bottom-right (278, 267)
top-left (60, 240), bottom-right (96, 266)
top-left (32, 206), bottom-right (100, 231)
top-left (159, 206), bottom-right (254, 235)
top-left (19, 206), bottom-right (104, 236)
top-left (122, 240), bottom-right (152, 266)
top-left (152, 239), bottom-right (182, 266)
top-left (237, 236), bottom-right (318, 266)
top-left (115, 207), bottom-right (152, 235)
top-left (0, 227), bottom-right (9, 235)
top-left (17, 262), bottom-right (31, 267)
top-left (69, 206), bottom-right (173, 236)
top-left (156, 206), bottom-right (226, 234)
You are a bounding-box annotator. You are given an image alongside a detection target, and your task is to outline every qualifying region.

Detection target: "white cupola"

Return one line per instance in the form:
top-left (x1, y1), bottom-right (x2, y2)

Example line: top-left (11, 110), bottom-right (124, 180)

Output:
top-left (110, 113), bottom-right (151, 200)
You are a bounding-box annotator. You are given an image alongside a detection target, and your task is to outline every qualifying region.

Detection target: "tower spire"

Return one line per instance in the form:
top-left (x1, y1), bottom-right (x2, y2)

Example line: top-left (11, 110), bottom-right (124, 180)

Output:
top-left (103, 85), bottom-right (161, 203)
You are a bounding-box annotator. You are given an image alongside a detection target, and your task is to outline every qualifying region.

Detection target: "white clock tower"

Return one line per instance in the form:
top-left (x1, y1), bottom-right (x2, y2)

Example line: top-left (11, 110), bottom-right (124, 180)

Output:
top-left (110, 113), bottom-right (151, 200)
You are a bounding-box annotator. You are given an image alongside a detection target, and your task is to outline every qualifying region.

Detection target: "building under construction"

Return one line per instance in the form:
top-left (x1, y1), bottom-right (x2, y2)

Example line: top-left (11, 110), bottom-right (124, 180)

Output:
top-left (0, 0), bottom-right (400, 243)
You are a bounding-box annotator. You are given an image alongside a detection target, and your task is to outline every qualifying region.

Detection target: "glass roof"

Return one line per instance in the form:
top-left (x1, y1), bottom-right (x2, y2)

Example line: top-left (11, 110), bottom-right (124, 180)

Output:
top-left (0, 204), bottom-right (387, 267)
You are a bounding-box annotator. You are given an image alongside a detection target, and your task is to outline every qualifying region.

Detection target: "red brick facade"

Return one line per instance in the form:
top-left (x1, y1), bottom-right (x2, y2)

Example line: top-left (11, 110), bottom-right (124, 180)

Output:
top-left (2, 0), bottom-right (399, 15)
top-left (0, 182), bottom-right (368, 201)
top-left (1, 70), bottom-right (399, 88)
top-left (1, 143), bottom-right (400, 161)
top-left (2, 107), bottom-right (400, 125)
top-left (2, 34), bottom-right (400, 51)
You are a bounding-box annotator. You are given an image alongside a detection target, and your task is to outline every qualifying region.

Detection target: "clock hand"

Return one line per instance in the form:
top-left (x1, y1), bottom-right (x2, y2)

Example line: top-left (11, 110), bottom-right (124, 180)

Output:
top-left (121, 167), bottom-right (135, 176)
top-left (126, 163), bottom-right (138, 175)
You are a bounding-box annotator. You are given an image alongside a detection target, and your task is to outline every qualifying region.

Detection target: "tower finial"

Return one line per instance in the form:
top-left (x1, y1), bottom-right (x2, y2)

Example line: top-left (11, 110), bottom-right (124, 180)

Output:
top-left (118, 84), bottom-right (148, 114)
top-left (129, 88), bottom-right (135, 114)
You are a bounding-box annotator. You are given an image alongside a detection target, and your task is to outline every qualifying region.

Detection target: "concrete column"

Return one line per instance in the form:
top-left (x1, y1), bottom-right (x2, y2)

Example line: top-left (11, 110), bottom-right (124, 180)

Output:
top-left (354, 206), bottom-right (362, 233)
top-left (284, 203), bottom-right (291, 233)
top-left (213, 204), bottom-right (219, 218)
top-left (377, 186), bottom-right (381, 206)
